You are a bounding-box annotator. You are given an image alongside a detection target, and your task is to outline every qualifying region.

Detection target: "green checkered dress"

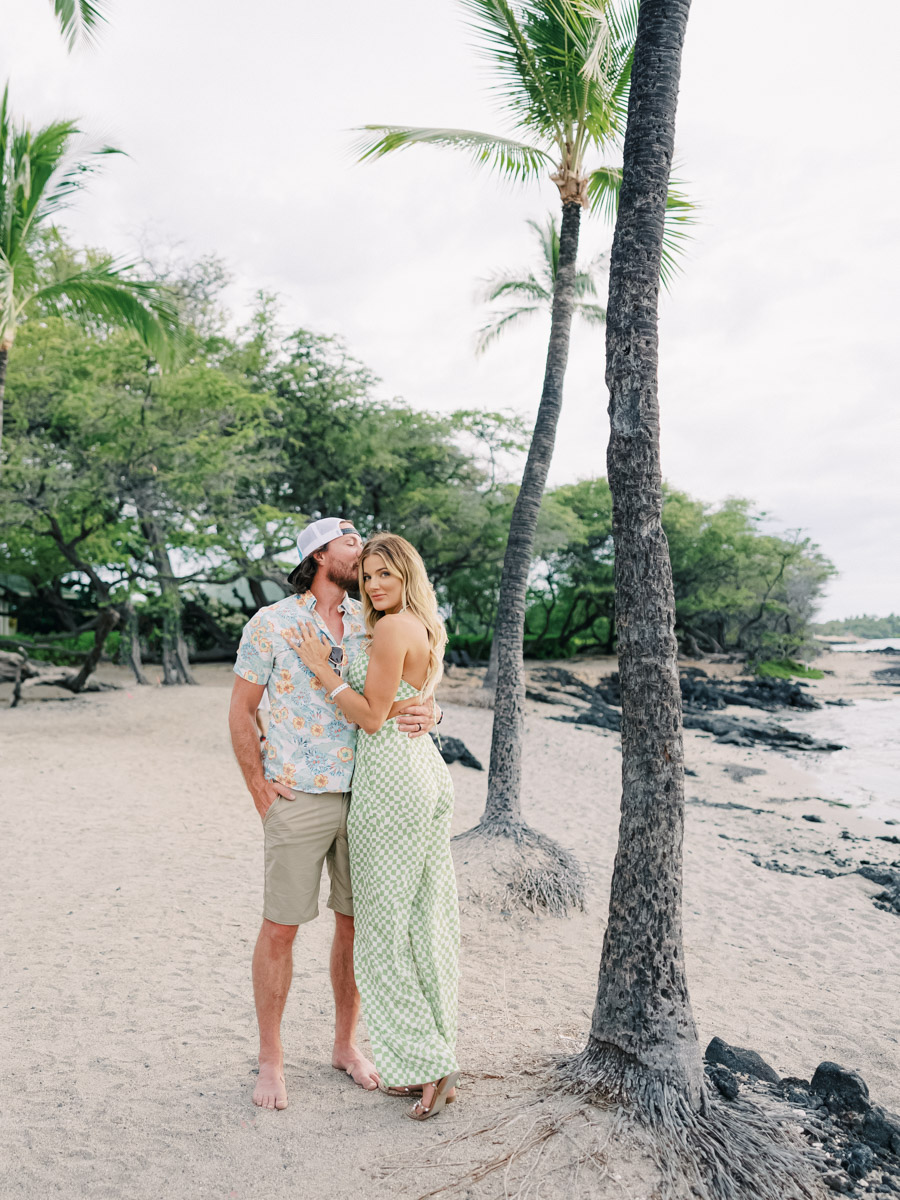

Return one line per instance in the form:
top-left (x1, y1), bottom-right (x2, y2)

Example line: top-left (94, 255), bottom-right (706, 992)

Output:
top-left (346, 650), bottom-right (459, 1088)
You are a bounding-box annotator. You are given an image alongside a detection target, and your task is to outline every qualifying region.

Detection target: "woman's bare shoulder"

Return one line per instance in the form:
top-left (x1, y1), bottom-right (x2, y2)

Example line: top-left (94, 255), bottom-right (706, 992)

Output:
top-left (372, 612), bottom-right (428, 644)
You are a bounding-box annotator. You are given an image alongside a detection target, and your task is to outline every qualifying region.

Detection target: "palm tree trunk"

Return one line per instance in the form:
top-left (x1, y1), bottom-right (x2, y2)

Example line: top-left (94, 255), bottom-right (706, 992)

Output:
top-left (482, 199), bottom-right (582, 826)
top-left (0, 346), bottom-right (8, 470)
top-left (567, 0), bottom-right (702, 1108)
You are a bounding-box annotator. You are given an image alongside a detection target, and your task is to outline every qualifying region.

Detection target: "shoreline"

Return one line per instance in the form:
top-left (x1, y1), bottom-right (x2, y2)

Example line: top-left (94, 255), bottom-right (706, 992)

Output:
top-left (1, 648), bottom-right (899, 1197)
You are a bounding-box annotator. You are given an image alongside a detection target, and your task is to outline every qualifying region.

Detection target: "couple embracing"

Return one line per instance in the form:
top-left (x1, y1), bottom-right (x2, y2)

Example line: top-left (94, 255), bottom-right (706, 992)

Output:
top-left (228, 519), bottom-right (460, 1122)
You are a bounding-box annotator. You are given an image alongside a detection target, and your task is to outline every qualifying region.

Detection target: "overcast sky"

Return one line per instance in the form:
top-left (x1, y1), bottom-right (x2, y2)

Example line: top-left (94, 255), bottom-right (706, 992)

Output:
top-left (5, 0), bottom-right (899, 619)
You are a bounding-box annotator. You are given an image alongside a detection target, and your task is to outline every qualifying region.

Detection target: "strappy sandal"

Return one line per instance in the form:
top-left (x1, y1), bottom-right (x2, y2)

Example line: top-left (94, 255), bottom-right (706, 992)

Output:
top-left (380, 1081), bottom-right (458, 1102)
top-left (407, 1071), bottom-right (460, 1121)
top-left (379, 1083), bottom-right (423, 1097)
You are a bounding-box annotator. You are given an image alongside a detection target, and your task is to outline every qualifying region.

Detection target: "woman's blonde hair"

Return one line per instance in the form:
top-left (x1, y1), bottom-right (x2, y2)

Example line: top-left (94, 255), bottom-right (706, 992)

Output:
top-left (359, 532), bottom-right (447, 699)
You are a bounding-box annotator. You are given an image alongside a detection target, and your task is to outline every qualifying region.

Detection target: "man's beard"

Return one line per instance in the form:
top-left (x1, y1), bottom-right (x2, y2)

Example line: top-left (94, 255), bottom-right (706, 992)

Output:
top-left (327, 561), bottom-right (359, 592)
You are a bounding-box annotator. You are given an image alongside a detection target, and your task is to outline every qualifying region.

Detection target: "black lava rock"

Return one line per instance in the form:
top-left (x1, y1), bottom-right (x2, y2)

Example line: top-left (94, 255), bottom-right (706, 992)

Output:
top-left (434, 734), bottom-right (483, 771)
top-left (706, 1064), bottom-right (740, 1100)
top-left (858, 866), bottom-right (900, 887)
top-left (862, 1106), bottom-right (900, 1154)
top-left (705, 1037), bottom-right (780, 1084)
top-left (845, 1143), bottom-right (875, 1180)
top-left (811, 1062), bottom-right (871, 1113)
top-left (823, 1171), bottom-right (854, 1193)
top-left (855, 865), bottom-right (900, 916)
top-left (779, 1076), bottom-right (813, 1105)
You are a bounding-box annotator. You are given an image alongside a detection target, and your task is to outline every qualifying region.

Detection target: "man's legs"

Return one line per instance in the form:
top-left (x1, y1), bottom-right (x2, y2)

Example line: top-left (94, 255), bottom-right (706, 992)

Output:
top-left (252, 917), bottom-right (297, 1109)
top-left (330, 912), bottom-right (379, 1089)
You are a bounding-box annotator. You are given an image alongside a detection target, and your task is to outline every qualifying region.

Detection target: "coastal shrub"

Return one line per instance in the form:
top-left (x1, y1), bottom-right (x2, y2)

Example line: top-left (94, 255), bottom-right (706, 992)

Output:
top-left (814, 613), bottom-right (900, 638)
top-left (755, 659), bottom-right (824, 680)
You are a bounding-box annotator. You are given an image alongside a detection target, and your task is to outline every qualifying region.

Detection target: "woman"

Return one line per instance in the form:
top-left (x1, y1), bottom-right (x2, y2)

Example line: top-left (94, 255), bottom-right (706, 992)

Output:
top-left (287, 533), bottom-right (460, 1120)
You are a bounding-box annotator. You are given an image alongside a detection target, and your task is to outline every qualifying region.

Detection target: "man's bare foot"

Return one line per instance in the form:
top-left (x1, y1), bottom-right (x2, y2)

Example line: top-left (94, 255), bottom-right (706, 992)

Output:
top-left (332, 1047), bottom-right (380, 1090)
top-left (253, 1060), bottom-right (288, 1110)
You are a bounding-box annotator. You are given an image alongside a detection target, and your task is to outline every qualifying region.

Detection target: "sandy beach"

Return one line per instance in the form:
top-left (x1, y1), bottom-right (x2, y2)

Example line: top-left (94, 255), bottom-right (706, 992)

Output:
top-left (2, 649), bottom-right (899, 1199)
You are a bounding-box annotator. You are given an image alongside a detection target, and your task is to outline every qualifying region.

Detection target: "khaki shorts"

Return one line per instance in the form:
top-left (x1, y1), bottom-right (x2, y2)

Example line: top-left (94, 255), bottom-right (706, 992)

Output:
top-left (262, 788), bottom-right (353, 926)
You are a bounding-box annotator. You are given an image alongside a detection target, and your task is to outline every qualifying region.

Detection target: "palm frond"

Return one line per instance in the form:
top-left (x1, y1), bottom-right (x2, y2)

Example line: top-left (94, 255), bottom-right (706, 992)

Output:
top-left (573, 300), bottom-right (606, 325)
top-left (480, 270), bottom-right (551, 304)
top-left (476, 208), bottom-right (607, 352)
top-left (659, 185), bottom-right (696, 287)
top-left (461, 0), bottom-right (566, 143)
top-left (475, 304), bottom-right (543, 355)
top-left (31, 261), bottom-right (185, 365)
top-left (585, 164), bottom-right (621, 224)
top-left (526, 214), bottom-right (559, 283)
top-left (605, 0), bottom-right (639, 124)
top-left (354, 125), bottom-right (553, 183)
top-left (573, 269), bottom-right (600, 298)
top-left (51, 0), bottom-right (108, 51)
top-left (587, 165), bottom-right (697, 288)
top-left (41, 144), bottom-right (123, 219)
top-left (528, 0), bottom-right (635, 154)
top-left (0, 86), bottom-right (122, 267)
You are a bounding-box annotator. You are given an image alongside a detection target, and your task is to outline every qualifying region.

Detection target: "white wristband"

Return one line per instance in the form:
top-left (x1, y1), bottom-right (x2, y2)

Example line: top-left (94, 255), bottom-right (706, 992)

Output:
top-left (328, 683), bottom-right (350, 702)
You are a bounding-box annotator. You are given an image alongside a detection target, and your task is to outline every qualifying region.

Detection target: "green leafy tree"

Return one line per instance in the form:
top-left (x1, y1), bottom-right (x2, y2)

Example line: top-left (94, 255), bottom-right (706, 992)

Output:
top-left (1, 314), bottom-right (271, 684)
top-left (0, 84), bottom-right (181, 464)
top-left (357, 0), bottom-right (694, 913)
top-left (524, 476), bottom-right (615, 655)
top-left (476, 212), bottom-right (607, 353)
top-left (663, 489), bottom-right (835, 659)
top-left (814, 613), bottom-right (900, 639)
top-left (231, 315), bottom-right (526, 599)
top-left (1, 288), bottom-right (526, 686)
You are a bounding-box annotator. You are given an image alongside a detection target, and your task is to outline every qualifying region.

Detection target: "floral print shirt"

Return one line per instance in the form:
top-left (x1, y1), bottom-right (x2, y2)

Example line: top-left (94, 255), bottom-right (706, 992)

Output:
top-left (233, 591), bottom-right (366, 793)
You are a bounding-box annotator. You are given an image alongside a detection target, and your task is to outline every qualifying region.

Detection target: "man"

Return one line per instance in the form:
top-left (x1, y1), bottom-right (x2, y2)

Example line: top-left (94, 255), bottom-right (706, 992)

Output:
top-left (228, 518), bottom-right (440, 1110)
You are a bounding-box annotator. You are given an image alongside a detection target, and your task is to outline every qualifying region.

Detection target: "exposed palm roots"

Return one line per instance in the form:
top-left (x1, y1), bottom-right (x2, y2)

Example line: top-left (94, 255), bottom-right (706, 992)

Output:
top-left (369, 1059), bottom-right (824, 1200)
top-left (369, 1086), bottom-right (630, 1200)
top-left (452, 820), bottom-right (585, 916)
top-left (558, 1044), bottom-right (824, 1200)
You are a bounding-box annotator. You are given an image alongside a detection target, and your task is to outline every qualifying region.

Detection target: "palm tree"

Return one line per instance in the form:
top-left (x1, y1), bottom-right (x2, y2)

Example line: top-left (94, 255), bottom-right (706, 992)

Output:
top-left (557, 5), bottom-right (817, 1194)
top-left (358, 0), bottom-right (690, 912)
top-left (562, 0), bottom-right (703, 1111)
top-left (476, 213), bottom-right (606, 354)
top-left (49, 0), bottom-right (108, 50)
top-left (0, 84), bottom-right (181, 466)
top-left (478, 211), bottom-right (605, 693)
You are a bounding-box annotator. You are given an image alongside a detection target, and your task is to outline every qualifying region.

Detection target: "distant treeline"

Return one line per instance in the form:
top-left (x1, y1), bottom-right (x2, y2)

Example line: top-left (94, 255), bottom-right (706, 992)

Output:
top-left (0, 248), bottom-right (835, 679)
top-left (813, 614), bottom-right (900, 639)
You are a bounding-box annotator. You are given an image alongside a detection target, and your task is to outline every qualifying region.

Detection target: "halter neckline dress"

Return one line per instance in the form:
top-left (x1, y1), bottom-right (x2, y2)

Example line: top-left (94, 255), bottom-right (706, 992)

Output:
top-left (345, 649), bottom-right (459, 1088)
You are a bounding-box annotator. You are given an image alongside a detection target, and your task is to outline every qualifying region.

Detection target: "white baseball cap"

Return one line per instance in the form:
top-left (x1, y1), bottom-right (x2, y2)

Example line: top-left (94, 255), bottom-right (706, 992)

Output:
top-left (296, 517), bottom-right (361, 562)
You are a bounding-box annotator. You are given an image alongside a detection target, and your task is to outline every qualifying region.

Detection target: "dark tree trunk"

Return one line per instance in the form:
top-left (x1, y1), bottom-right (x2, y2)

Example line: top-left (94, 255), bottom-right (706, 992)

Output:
top-left (120, 600), bottom-right (150, 685)
top-left (0, 346), bottom-right (7, 471)
top-left (248, 577), bottom-right (269, 610)
top-left (482, 199), bottom-right (582, 825)
top-left (67, 608), bottom-right (121, 693)
top-left (569, 0), bottom-right (703, 1108)
top-left (142, 517), bottom-right (197, 686)
top-left (37, 584), bottom-right (82, 633)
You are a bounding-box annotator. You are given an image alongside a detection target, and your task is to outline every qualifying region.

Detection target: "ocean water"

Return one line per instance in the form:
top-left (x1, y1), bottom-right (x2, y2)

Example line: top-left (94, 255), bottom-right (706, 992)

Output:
top-left (784, 695), bottom-right (900, 820)
top-left (830, 638), bottom-right (900, 653)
